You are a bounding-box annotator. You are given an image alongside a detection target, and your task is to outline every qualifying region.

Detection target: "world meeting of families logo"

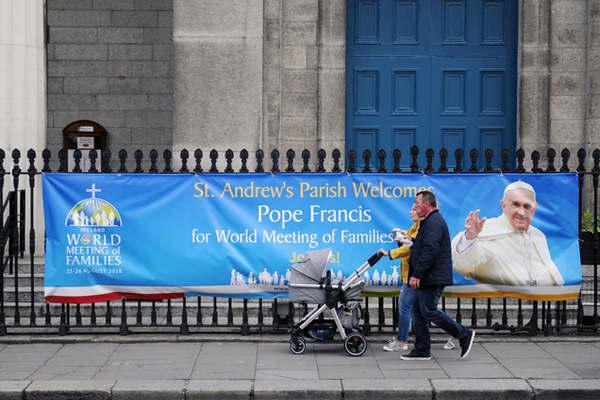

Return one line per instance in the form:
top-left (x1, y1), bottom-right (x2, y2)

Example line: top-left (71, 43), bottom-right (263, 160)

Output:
top-left (63, 184), bottom-right (123, 274)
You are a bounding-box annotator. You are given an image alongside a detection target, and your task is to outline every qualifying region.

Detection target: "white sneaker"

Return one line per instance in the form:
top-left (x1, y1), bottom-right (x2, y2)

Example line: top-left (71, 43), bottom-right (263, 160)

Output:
top-left (443, 338), bottom-right (456, 350)
top-left (383, 338), bottom-right (409, 352)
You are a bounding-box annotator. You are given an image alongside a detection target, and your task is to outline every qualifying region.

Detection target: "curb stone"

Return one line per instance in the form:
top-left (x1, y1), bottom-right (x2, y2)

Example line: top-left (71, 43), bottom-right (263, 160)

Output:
top-left (253, 379), bottom-right (341, 400)
top-left (185, 379), bottom-right (252, 400)
top-left (529, 379), bottom-right (600, 400)
top-left (111, 380), bottom-right (185, 400)
top-left (431, 378), bottom-right (533, 400)
top-left (0, 381), bottom-right (30, 400)
top-left (24, 380), bottom-right (114, 400)
top-left (342, 378), bottom-right (432, 400)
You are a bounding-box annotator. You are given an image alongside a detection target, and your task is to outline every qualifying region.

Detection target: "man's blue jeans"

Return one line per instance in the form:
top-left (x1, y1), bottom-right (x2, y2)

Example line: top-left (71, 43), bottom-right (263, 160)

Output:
top-left (396, 283), bottom-right (417, 341)
top-left (413, 285), bottom-right (468, 355)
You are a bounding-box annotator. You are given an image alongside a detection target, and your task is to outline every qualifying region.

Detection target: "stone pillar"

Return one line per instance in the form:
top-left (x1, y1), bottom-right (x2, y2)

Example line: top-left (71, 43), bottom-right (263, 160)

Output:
top-left (519, 0), bottom-right (552, 156)
top-left (318, 0), bottom-right (345, 168)
top-left (0, 0), bottom-right (46, 255)
top-left (173, 0), bottom-right (263, 159)
top-left (278, 0), bottom-right (320, 157)
top-left (548, 0), bottom-right (587, 153)
top-left (587, 0), bottom-right (600, 154)
top-left (0, 0), bottom-right (46, 153)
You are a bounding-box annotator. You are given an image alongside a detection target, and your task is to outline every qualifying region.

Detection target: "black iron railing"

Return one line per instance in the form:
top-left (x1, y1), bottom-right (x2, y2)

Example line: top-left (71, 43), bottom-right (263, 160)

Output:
top-left (0, 146), bottom-right (598, 336)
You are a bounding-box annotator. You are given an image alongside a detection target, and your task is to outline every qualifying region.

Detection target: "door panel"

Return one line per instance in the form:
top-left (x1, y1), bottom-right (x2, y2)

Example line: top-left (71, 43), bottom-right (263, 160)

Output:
top-left (347, 0), bottom-right (518, 170)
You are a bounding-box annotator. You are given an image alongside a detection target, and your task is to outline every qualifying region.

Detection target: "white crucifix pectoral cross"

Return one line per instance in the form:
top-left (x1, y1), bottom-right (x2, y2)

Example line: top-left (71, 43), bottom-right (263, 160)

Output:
top-left (86, 184), bottom-right (101, 199)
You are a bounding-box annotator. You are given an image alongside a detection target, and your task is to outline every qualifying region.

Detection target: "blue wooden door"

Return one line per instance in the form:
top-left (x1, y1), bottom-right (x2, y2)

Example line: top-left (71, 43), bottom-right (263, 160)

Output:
top-left (346, 0), bottom-right (518, 169)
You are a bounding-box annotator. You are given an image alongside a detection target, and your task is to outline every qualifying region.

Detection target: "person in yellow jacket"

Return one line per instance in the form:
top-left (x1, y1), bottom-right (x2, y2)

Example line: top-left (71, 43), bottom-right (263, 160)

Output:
top-left (379, 207), bottom-right (456, 352)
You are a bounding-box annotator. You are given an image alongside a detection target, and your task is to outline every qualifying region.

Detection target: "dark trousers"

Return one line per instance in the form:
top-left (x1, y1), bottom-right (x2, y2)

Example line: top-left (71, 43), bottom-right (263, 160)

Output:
top-left (413, 285), bottom-right (468, 354)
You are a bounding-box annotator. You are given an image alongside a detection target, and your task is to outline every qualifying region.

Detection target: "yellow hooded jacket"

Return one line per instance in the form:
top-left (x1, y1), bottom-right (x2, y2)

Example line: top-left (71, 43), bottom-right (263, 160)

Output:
top-left (388, 222), bottom-right (420, 284)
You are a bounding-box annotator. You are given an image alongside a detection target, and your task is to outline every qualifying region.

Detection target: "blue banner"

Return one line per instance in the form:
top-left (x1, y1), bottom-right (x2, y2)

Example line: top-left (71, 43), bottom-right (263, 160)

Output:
top-left (43, 173), bottom-right (581, 303)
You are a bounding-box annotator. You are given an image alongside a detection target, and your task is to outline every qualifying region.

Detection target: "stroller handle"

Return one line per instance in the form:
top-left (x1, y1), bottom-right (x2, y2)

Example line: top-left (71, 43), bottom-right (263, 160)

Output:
top-left (367, 251), bottom-right (384, 267)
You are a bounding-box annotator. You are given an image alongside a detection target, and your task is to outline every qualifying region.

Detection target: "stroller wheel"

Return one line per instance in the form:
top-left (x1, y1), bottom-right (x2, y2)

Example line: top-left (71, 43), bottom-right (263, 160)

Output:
top-left (344, 332), bottom-right (367, 357)
top-left (289, 336), bottom-right (306, 355)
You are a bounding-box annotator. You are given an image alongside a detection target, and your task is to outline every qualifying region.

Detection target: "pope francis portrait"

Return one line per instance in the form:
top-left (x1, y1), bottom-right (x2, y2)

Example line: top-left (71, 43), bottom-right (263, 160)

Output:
top-left (451, 181), bottom-right (564, 287)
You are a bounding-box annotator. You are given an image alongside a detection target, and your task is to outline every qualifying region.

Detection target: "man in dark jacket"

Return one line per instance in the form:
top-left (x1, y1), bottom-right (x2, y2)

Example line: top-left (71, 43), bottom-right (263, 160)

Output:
top-left (401, 190), bottom-right (475, 360)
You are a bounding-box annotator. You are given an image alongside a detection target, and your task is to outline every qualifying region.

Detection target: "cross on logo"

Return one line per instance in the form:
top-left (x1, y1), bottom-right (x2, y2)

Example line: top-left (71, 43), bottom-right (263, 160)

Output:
top-left (86, 184), bottom-right (101, 199)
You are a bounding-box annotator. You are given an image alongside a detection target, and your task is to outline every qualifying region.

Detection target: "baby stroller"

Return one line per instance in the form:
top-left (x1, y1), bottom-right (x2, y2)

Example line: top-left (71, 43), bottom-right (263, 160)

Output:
top-left (287, 249), bottom-right (383, 356)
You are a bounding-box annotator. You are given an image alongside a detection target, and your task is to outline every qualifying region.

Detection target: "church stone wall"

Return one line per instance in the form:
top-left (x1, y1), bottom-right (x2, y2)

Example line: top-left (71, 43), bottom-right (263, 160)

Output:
top-left (46, 0), bottom-right (174, 162)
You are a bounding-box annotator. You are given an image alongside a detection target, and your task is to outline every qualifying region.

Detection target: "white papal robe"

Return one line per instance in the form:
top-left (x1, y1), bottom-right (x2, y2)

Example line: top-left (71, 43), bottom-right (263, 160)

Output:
top-left (451, 214), bottom-right (564, 286)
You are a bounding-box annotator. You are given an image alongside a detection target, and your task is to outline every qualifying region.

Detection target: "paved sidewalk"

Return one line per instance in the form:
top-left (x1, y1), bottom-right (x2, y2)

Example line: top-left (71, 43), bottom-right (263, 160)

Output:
top-left (0, 336), bottom-right (599, 399)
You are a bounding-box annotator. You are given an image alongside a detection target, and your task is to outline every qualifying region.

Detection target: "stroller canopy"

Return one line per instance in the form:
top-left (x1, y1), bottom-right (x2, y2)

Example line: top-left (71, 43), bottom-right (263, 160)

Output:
top-left (290, 249), bottom-right (331, 284)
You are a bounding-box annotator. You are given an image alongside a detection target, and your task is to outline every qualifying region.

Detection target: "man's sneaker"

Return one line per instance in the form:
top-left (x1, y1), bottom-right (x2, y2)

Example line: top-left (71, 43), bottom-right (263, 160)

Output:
top-left (443, 338), bottom-right (456, 350)
top-left (382, 338), bottom-right (409, 352)
top-left (400, 349), bottom-right (432, 360)
top-left (459, 329), bottom-right (475, 359)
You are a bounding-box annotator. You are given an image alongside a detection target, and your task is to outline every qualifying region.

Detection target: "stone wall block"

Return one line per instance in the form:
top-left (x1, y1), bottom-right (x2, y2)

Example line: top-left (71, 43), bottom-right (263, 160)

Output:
top-left (264, 114), bottom-right (280, 139)
top-left (49, 61), bottom-right (129, 77)
top-left (143, 28), bottom-right (173, 43)
top-left (55, 44), bottom-right (108, 60)
top-left (263, 66), bottom-right (281, 90)
top-left (550, 119), bottom-right (585, 144)
top-left (47, 128), bottom-right (63, 144)
top-left (109, 44), bottom-right (153, 60)
top-left (319, 70), bottom-right (345, 144)
top-left (281, 116), bottom-right (317, 138)
top-left (93, 0), bottom-right (135, 10)
top-left (265, 91), bottom-right (281, 115)
top-left (126, 110), bottom-right (172, 127)
top-left (159, 95), bottom-right (173, 111)
top-left (550, 95), bottom-right (586, 120)
top-left (282, 46), bottom-right (307, 69)
top-left (127, 61), bottom-right (171, 77)
top-left (47, 78), bottom-right (65, 94)
top-left (319, 0), bottom-right (345, 43)
top-left (174, 39), bottom-right (262, 150)
top-left (52, 110), bottom-right (127, 127)
top-left (158, 11), bottom-right (173, 27)
top-left (64, 77), bottom-right (109, 93)
top-left (133, 0), bottom-right (173, 10)
top-left (47, 44), bottom-right (56, 61)
top-left (111, 11), bottom-right (158, 27)
top-left (319, 45), bottom-right (345, 69)
top-left (550, 48), bottom-right (586, 71)
top-left (283, 22), bottom-right (317, 45)
top-left (550, 73), bottom-right (586, 95)
top-left (263, 42), bottom-right (281, 68)
top-left (521, 0), bottom-right (541, 45)
top-left (588, 95), bottom-right (600, 119)
top-left (590, 71), bottom-right (600, 95)
top-left (97, 94), bottom-right (161, 110)
top-left (551, 23), bottom-right (586, 48)
top-left (48, 0), bottom-right (93, 9)
top-left (265, 19), bottom-right (281, 43)
top-left (152, 44), bottom-right (173, 60)
top-left (283, 0), bottom-right (318, 22)
top-left (265, 0), bottom-right (281, 19)
top-left (131, 127), bottom-right (172, 144)
top-left (48, 10), bottom-right (111, 26)
top-left (519, 74), bottom-right (550, 145)
top-left (281, 92), bottom-right (317, 116)
top-left (174, 0), bottom-right (262, 38)
top-left (98, 28), bottom-right (144, 43)
top-left (141, 78), bottom-right (173, 93)
top-left (50, 27), bottom-right (98, 43)
top-left (47, 94), bottom-right (98, 110)
top-left (551, 0), bottom-right (587, 24)
top-left (282, 69), bottom-right (317, 92)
